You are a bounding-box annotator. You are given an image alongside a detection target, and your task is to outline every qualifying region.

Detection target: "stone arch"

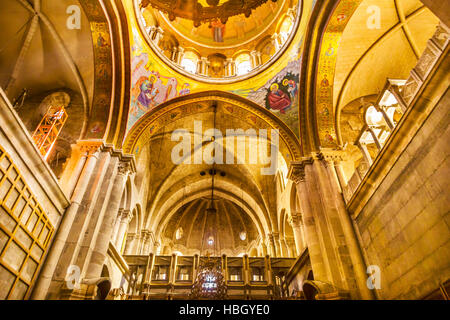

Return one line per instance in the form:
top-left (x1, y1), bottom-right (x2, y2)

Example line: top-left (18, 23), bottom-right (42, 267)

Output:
top-left (123, 91), bottom-right (302, 161)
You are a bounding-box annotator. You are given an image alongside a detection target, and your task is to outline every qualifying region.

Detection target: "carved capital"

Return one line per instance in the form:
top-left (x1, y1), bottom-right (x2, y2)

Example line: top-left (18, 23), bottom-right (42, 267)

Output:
top-left (77, 140), bottom-right (104, 155)
top-left (140, 230), bottom-right (154, 244)
top-left (287, 162), bottom-right (306, 184)
top-left (289, 212), bottom-right (303, 227)
top-left (117, 161), bottom-right (131, 176)
top-left (120, 209), bottom-right (133, 223)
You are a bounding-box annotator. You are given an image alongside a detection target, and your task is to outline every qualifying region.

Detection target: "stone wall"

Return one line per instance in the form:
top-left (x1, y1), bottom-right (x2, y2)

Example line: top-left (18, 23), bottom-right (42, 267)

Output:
top-left (354, 90), bottom-right (450, 299)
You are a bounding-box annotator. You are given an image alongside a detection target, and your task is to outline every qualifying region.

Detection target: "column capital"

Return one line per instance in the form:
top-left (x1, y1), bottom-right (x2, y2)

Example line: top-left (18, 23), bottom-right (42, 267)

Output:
top-left (289, 211), bottom-right (303, 227)
top-left (117, 161), bottom-right (132, 176)
top-left (140, 229), bottom-right (154, 242)
top-left (120, 209), bottom-right (133, 223)
top-left (287, 161), bottom-right (306, 184)
top-left (77, 140), bottom-right (104, 155)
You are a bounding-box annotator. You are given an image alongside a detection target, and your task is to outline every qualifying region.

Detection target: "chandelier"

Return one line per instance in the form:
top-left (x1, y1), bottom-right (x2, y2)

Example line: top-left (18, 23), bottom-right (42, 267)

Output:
top-left (190, 256), bottom-right (227, 299)
top-left (140, 0), bottom-right (278, 27)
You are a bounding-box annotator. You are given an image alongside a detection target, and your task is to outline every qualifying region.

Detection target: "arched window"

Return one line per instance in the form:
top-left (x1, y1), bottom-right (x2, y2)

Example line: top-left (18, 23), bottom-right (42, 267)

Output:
top-left (235, 53), bottom-right (252, 76)
top-left (180, 51), bottom-right (199, 74)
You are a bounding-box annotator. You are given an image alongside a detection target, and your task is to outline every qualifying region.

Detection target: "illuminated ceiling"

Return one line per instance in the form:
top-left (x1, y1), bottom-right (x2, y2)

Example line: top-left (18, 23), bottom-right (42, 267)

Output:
top-left (136, 0), bottom-right (302, 81)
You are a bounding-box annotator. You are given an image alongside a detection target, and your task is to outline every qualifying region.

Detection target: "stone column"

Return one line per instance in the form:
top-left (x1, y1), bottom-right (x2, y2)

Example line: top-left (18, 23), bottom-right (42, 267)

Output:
top-left (285, 238), bottom-right (296, 258)
top-left (111, 209), bottom-right (123, 245)
top-left (259, 241), bottom-right (268, 256)
top-left (279, 236), bottom-right (289, 258)
top-left (171, 46), bottom-right (178, 62)
top-left (289, 212), bottom-right (305, 256)
top-left (124, 233), bottom-right (138, 255)
top-left (58, 143), bottom-right (87, 198)
top-left (84, 160), bottom-right (133, 279)
top-left (198, 57), bottom-right (209, 76)
top-left (271, 233), bottom-right (282, 257)
top-left (147, 26), bottom-right (156, 40)
top-left (287, 161), bottom-right (329, 283)
top-left (153, 241), bottom-right (161, 255)
top-left (176, 46), bottom-right (185, 65)
top-left (31, 140), bottom-right (103, 299)
top-left (379, 106), bottom-right (396, 130)
top-left (141, 230), bottom-right (153, 255)
top-left (114, 209), bottom-right (133, 251)
top-left (319, 149), bottom-right (376, 300)
top-left (267, 234), bottom-right (276, 257)
top-left (225, 58), bottom-right (236, 77)
top-left (272, 33), bottom-right (282, 51)
top-left (250, 50), bottom-right (262, 69)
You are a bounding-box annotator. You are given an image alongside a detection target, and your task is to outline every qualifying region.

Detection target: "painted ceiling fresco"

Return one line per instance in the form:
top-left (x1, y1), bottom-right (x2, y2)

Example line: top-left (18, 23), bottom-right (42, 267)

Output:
top-left (160, 0), bottom-right (284, 47)
top-left (124, 0), bottom-right (315, 141)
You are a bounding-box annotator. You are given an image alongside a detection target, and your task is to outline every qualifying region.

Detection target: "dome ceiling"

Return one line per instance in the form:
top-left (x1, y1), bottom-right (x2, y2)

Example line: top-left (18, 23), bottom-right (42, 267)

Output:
top-left (136, 0), bottom-right (302, 81)
top-left (159, 1), bottom-right (285, 48)
top-left (162, 198), bottom-right (259, 256)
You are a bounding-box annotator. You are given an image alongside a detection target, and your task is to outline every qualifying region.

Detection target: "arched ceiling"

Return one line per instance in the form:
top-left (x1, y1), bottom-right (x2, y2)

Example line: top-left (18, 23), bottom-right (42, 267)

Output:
top-left (0, 0), bottom-right (94, 125)
top-left (162, 198), bottom-right (259, 256)
top-left (127, 92), bottom-right (303, 245)
top-left (0, 0), bottom-right (133, 151)
top-left (298, 0), bottom-right (440, 153)
top-left (334, 0), bottom-right (439, 144)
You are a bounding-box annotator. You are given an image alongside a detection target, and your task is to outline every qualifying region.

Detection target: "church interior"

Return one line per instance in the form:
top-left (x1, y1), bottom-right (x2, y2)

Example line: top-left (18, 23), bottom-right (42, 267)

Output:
top-left (0, 0), bottom-right (448, 300)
